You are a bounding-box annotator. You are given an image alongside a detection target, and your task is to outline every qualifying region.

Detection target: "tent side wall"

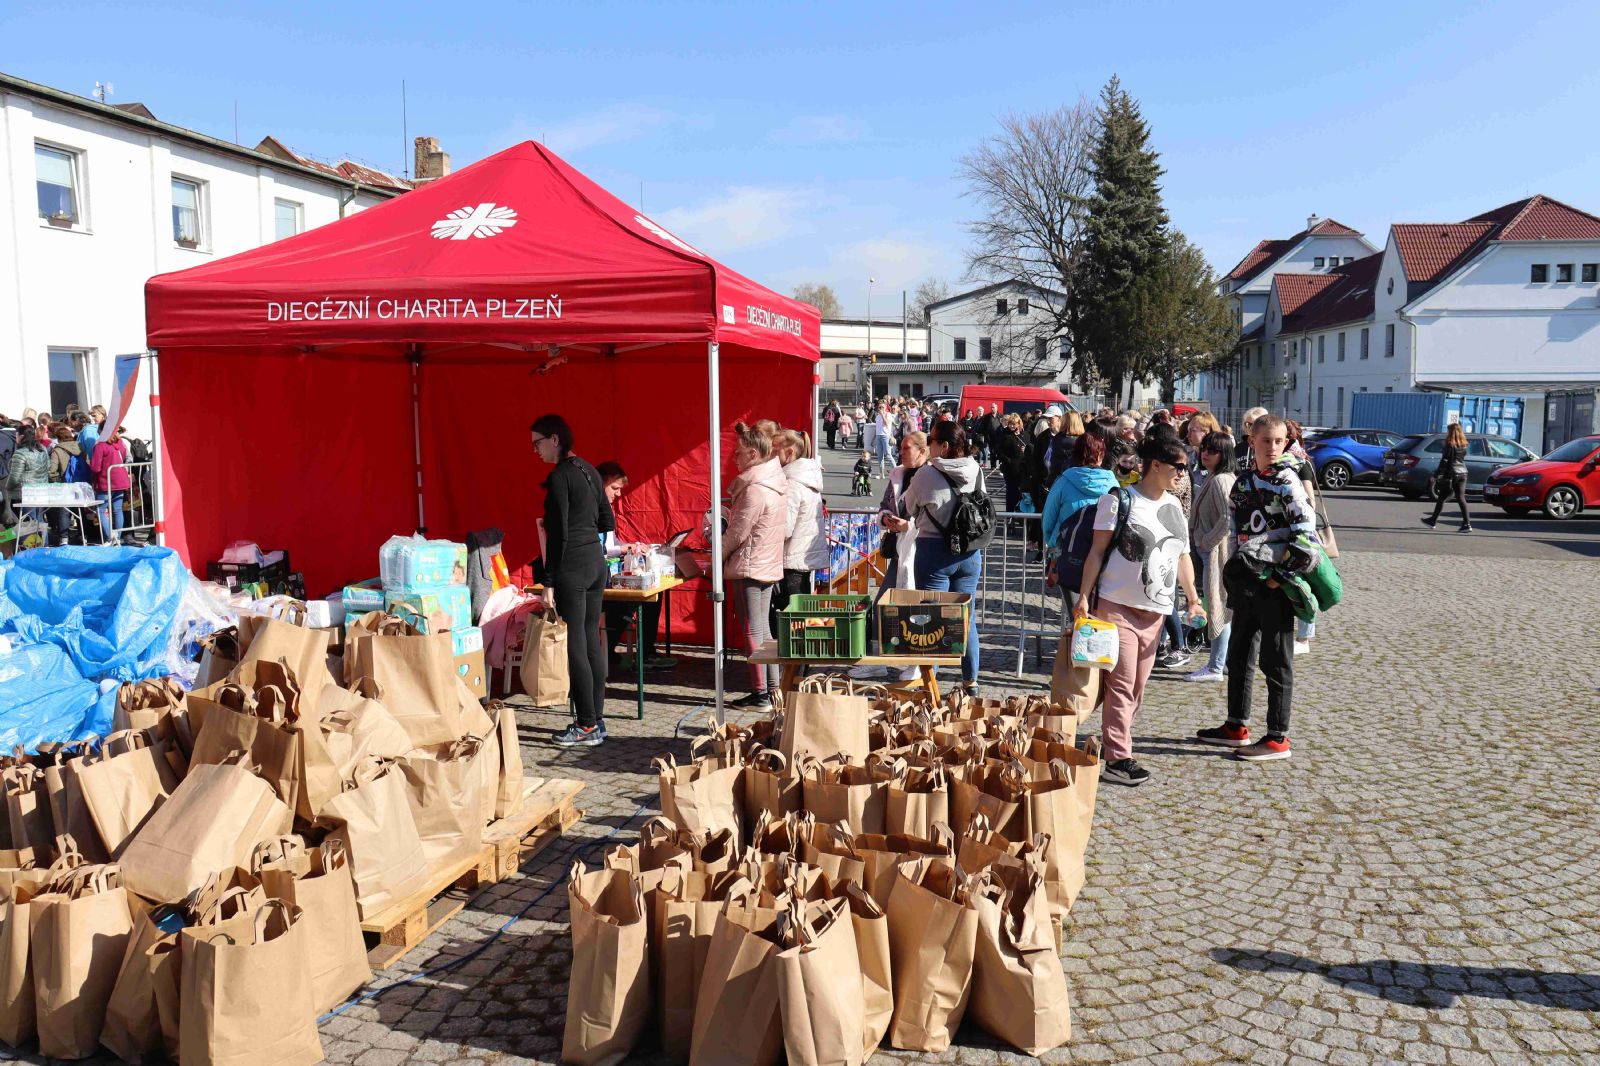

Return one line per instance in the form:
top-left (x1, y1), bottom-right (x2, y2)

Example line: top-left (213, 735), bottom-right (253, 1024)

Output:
top-left (158, 347), bottom-right (419, 594)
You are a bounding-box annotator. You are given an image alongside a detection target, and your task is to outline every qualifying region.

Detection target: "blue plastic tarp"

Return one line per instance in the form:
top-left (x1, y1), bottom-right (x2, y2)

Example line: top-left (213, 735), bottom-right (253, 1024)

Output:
top-left (0, 545), bottom-right (189, 682)
top-left (0, 545), bottom-right (192, 751)
top-left (0, 643), bottom-right (117, 752)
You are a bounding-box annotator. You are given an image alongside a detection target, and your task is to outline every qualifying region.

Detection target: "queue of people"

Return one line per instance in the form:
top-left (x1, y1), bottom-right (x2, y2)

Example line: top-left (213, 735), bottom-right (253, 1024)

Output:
top-left (3, 404), bottom-right (139, 546)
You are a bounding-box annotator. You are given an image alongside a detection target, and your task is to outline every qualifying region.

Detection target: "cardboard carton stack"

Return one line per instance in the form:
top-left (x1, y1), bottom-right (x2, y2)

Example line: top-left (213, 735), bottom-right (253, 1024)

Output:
top-left (565, 682), bottom-right (1100, 1065)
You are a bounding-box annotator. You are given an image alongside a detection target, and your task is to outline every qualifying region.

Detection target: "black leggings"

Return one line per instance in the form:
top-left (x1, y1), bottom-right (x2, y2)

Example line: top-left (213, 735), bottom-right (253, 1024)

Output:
top-left (553, 562), bottom-right (608, 727)
top-left (1430, 475), bottom-right (1470, 526)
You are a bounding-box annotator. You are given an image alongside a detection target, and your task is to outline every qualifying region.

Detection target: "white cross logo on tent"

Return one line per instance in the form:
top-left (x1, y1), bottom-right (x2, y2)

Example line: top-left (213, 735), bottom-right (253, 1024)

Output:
top-left (431, 203), bottom-right (519, 240)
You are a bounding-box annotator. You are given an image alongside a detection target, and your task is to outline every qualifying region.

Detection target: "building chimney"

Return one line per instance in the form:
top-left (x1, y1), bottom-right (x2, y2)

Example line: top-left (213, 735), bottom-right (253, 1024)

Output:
top-left (414, 136), bottom-right (450, 181)
top-left (1306, 213), bottom-right (1322, 231)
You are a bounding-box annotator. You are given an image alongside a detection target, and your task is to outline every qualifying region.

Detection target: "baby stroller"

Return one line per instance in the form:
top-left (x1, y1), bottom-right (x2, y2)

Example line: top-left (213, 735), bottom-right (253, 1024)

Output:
top-left (851, 468), bottom-right (872, 497)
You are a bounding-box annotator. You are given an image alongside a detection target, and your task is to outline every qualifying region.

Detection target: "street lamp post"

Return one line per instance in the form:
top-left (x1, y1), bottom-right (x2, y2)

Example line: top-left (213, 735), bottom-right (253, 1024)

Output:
top-left (865, 277), bottom-right (875, 403)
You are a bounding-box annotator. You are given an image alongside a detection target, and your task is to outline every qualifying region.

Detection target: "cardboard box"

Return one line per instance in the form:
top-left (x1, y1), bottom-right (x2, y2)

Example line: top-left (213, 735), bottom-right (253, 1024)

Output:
top-left (384, 584), bottom-right (472, 633)
top-left (453, 649), bottom-right (487, 699)
top-left (877, 589), bottom-right (972, 657)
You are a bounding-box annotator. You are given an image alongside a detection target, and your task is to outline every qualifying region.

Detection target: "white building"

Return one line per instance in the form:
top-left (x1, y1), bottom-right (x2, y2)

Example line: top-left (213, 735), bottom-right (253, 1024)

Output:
top-left (925, 281), bottom-right (1073, 389)
top-left (818, 318), bottom-right (933, 402)
top-left (0, 71), bottom-right (417, 431)
top-left (1245, 196), bottom-right (1600, 448)
top-left (1208, 215), bottom-right (1379, 413)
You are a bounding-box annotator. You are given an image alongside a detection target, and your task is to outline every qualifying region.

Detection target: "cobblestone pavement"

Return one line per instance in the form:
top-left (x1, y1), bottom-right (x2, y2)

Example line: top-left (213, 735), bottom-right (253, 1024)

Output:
top-left (46, 552), bottom-right (1600, 1065)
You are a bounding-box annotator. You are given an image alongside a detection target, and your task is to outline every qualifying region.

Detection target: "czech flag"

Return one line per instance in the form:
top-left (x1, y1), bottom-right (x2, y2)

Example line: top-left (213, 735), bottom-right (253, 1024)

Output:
top-left (107, 353), bottom-right (142, 431)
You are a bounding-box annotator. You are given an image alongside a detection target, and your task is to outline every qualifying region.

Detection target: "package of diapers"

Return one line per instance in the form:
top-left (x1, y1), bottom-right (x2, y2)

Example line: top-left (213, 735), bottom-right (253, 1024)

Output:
top-left (1070, 616), bottom-right (1120, 670)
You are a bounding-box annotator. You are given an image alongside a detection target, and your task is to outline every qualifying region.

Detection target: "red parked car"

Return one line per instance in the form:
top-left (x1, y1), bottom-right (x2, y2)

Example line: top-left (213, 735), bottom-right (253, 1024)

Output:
top-left (1482, 435), bottom-right (1600, 519)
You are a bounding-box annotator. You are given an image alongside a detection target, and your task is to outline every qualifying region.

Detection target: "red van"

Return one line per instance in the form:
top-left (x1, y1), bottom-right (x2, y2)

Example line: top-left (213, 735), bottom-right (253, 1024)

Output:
top-left (957, 384), bottom-right (1074, 417)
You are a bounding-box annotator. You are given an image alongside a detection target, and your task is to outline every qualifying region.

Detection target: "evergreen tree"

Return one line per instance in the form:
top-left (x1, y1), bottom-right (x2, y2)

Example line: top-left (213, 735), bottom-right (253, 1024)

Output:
top-left (1070, 75), bottom-right (1170, 404)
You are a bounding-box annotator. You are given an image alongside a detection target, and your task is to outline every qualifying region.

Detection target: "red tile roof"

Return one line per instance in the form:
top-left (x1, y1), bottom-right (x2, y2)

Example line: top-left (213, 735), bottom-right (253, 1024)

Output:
top-left (254, 136), bottom-right (413, 192)
top-left (1273, 273), bottom-right (1339, 318)
top-left (1224, 217), bottom-right (1365, 284)
top-left (1393, 223), bottom-right (1495, 284)
top-left (1283, 254), bottom-right (1382, 333)
top-left (1475, 195), bottom-right (1600, 241)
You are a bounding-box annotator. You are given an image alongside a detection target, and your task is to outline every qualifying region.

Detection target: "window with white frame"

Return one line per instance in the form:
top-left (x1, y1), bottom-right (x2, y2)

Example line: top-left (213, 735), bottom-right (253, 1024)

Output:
top-left (995, 298), bottom-right (1008, 315)
top-left (1317, 335), bottom-right (1325, 363)
top-left (172, 177), bottom-right (203, 246)
top-left (48, 349), bottom-right (93, 413)
top-left (273, 198), bottom-right (303, 240)
top-left (1556, 264), bottom-right (1574, 283)
top-left (1530, 264), bottom-right (1549, 283)
top-left (1385, 323), bottom-right (1395, 357)
top-left (1033, 338), bottom-right (1046, 363)
top-left (979, 337), bottom-right (992, 360)
top-left (1314, 257), bottom-right (1325, 269)
top-left (1360, 327), bottom-right (1370, 360)
top-left (1343, 257), bottom-right (1354, 264)
top-left (1583, 264), bottom-right (1598, 283)
top-left (1058, 337), bottom-right (1069, 360)
top-left (1017, 298), bottom-right (1029, 315)
top-left (953, 338), bottom-right (967, 360)
top-left (1337, 332), bottom-right (1346, 361)
top-left (36, 144), bottom-right (82, 225)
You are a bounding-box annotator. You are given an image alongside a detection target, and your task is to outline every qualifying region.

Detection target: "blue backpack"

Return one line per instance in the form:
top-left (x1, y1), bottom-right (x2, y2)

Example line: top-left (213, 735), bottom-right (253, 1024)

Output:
top-left (63, 448), bottom-right (93, 485)
top-left (1056, 488), bottom-right (1131, 600)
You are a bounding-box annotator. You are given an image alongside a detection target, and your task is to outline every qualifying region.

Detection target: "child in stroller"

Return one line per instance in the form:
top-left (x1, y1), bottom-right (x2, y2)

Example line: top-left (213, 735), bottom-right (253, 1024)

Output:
top-left (851, 452), bottom-right (873, 496)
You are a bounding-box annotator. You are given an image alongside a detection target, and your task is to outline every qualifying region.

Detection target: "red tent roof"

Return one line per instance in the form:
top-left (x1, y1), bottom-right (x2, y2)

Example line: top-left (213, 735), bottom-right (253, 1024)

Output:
top-left (145, 141), bottom-right (818, 362)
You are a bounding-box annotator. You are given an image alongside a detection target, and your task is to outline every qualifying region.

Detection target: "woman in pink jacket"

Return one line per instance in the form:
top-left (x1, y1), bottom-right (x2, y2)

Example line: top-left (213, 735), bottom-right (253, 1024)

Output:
top-left (90, 425), bottom-right (133, 545)
top-left (723, 421), bottom-right (788, 709)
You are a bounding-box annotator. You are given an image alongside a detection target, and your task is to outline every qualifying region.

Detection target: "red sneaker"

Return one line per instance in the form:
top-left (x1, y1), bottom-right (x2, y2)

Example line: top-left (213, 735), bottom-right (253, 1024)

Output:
top-left (1235, 736), bottom-right (1291, 761)
top-left (1195, 723), bottom-right (1250, 747)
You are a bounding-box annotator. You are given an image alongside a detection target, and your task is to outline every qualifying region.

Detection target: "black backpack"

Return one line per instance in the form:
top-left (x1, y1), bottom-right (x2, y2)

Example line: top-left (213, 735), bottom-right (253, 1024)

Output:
top-left (930, 467), bottom-right (996, 554)
top-left (128, 437), bottom-right (152, 463)
top-left (1056, 487), bottom-right (1131, 599)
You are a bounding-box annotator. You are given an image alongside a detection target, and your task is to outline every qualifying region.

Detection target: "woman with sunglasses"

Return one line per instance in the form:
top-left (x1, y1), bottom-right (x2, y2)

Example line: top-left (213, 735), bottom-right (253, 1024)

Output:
top-left (1074, 435), bottom-right (1206, 787)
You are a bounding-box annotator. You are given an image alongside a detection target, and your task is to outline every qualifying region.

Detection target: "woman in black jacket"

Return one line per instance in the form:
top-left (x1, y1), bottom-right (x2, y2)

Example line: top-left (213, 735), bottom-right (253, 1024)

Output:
top-left (532, 413), bottom-right (617, 746)
top-left (991, 413), bottom-right (1031, 515)
top-left (1424, 423), bottom-right (1472, 532)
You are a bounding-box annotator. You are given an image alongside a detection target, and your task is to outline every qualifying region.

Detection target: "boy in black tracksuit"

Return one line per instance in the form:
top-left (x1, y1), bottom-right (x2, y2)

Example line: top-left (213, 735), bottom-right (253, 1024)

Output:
top-left (1195, 416), bottom-right (1314, 763)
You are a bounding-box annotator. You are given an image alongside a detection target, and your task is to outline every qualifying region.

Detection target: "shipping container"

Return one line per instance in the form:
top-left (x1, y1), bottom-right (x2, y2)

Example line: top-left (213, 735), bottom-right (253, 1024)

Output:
top-left (1350, 392), bottom-right (1523, 440)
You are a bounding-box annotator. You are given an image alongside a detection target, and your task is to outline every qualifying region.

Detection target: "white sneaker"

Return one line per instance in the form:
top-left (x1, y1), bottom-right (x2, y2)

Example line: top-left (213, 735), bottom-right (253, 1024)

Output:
top-left (848, 664), bottom-right (889, 680)
top-left (1183, 667), bottom-right (1225, 682)
top-left (1294, 640), bottom-right (1311, 656)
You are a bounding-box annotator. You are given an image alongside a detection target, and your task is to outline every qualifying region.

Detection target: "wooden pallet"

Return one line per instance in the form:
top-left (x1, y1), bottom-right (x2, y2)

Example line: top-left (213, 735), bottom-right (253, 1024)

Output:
top-left (360, 776), bottom-right (584, 970)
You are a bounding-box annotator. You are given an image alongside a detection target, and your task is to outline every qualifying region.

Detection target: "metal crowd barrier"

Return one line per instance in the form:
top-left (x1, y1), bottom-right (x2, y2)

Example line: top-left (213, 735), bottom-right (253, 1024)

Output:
top-left (106, 461), bottom-right (157, 543)
top-left (818, 505), bottom-right (1059, 678)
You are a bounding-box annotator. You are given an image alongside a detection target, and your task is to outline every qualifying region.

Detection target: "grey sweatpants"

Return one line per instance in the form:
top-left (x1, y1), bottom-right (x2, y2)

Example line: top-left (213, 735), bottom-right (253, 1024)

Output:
top-left (732, 577), bottom-right (780, 693)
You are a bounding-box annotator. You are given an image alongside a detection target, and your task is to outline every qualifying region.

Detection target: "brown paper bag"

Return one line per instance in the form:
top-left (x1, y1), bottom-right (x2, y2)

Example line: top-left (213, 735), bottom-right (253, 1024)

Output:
top-left (781, 676), bottom-right (871, 766)
top-left (775, 896), bottom-right (866, 1066)
top-left (76, 728), bottom-right (182, 859)
top-left (195, 628), bottom-right (240, 691)
top-left (0, 847), bottom-right (46, 897)
top-left (114, 677), bottom-right (190, 742)
top-left (970, 862), bottom-right (1071, 1055)
top-left (835, 882), bottom-right (892, 1057)
top-left (655, 753), bottom-right (744, 843)
top-left (491, 701), bottom-right (524, 819)
top-left (851, 824), bottom-right (954, 908)
top-left (885, 762), bottom-right (950, 841)
top-left (32, 863), bottom-right (136, 1059)
top-left (4, 767), bottom-right (53, 858)
top-left (344, 619), bottom-right (464, 747)
top-left (565, 861), bottom-right (650, 1066)
top-left (0, 880), bottom-right (45, 1047)
top-left (884, 855), bottom-right (978, 1052)
top-left (317, 759), bottom-right (430, 921)
top-left (742, 748), bottom-right (802, 834)
top-left (101, 902), bottom-right (179, 1061)
top-left (39, 741), bottom-right (109, 865)
top-left (518, 608), bottom-right (570, 707)
top-left (179, 897), bottom-right (324, 1066)
top-left (651, 868), bottom-right (749, 1059)
top-left (1020, 750), bottom-right (1100, 917)
top-left (398, 737), bottom-right (485, 870)
top-left (1050, 629), bottom-right (1103, 714)
top-left (949, 758), bottom-right (1029, 839)
top-left (688, 895), bottom-right (784, 1066)
top-left (320, 677), bottom-right (413, 775)
top-left (256, 839), bottom-right (371, 1014)
top-left (119, 754), bottom-right (294, 904)
top-left (797, 819), bottom-right (866, 892)
top-left (798, 755), bottom-right (888, 837)
top-left (237, 611), bottom-right (337, 713)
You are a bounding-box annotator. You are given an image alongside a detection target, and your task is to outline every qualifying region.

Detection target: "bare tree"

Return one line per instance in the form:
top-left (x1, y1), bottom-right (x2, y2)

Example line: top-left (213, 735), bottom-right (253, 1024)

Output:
top-left (905, 277), bottom-right (951, 326)
top-left (791, 282), bottom-right (842, 319)
top-left (958, 100), bottom-right (1095, 382)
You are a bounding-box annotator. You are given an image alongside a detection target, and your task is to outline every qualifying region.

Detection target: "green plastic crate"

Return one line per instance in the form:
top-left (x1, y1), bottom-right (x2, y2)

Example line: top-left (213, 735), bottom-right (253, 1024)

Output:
top-left (776, 593), bottom-right (870, 660)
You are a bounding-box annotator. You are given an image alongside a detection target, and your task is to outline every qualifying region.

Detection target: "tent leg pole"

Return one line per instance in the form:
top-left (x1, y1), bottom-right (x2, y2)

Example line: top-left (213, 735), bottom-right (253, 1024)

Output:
top-left (148, 349), bottom-right (165, 548)
top-left (708, 341), bottom-right (725, 726)
top-left (411, 359), bottom-right (425, 532)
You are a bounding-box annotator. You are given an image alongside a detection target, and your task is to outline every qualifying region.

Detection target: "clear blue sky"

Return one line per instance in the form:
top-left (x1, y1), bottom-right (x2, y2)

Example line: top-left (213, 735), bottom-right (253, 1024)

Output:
top-left (6, 0), bottom-right (1598, 314)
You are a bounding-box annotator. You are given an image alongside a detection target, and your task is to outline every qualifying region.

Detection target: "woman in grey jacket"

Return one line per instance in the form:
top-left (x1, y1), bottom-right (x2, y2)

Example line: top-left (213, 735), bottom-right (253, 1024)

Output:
top-left (1184, 431), bottom-right (1237, 682)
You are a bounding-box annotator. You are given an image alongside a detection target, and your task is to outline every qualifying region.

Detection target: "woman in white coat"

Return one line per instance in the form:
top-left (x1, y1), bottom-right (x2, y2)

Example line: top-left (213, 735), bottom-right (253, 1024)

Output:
top-left (773, 429), bottom-right (830, 628)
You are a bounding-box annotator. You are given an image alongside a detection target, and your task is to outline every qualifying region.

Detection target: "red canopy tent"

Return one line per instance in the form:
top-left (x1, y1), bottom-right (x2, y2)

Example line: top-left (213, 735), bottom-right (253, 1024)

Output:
top-left (144, 141), bottom-right (820, 712)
